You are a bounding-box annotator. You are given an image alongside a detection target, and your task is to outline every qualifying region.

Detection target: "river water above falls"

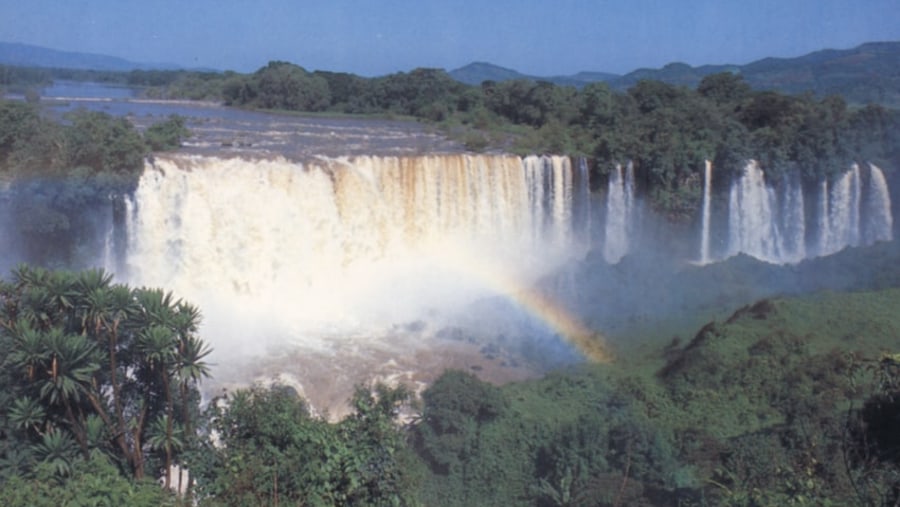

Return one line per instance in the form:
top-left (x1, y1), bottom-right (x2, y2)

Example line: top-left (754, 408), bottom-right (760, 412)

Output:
top-left (37, 82), bottom-right (462, 159)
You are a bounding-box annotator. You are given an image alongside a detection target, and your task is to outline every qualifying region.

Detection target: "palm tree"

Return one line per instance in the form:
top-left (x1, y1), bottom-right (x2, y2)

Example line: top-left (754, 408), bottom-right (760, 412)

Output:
top-left (7, 321), bottom-right (51, 382)
top-left (8, 265), bottom-right (56, 330)
top-left (9, 264), bottom-right (47, 290)
top-left (137, 324), bottom-right (178, 487)
top-left (8, 396), bottom-right (47, 437)
top-left (147, 414), bottom-right (185, 474)
top-left (32, 428), bottom-right (79, 478)
top-left (77, 280), bottom-right (137, 471)
top-left (38, 329), bottom-right (100, 407)
top-left (2, 267), bottom-right (213, 486)
top-left (176, 334), bottom-right (212, 427)
top-left (0, 445), bottom-right (34, 480)
top-left (18, 285), bottom-right (55, 330)
top-left (37, 328), bottom-right (102, 457)
top-left (42, 270), bottom-right (78, 330)
top-left (172, 303), bottom-right (208, 436)
top-left (134, 287), bottom-right (180, 329)
top-left (174, 331), bottom-right (211, 499)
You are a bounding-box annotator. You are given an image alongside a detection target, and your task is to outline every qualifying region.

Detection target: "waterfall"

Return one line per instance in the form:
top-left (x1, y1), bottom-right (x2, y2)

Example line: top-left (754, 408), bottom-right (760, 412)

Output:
top-left (727, 161), bottom-right (781, 262)
top-left (725, 161), bottom-right (807, 264)
top-left (547, 155), bottom-right (574, 245)
top-left (778, 173), bottom-right (806, 263)
top-left (819, 164), bottom-right (863, 256)
top-left (865, 163), bottom-right (893, 244)
top-left (816, 179), bottom-right (830, 256)
top-left (602, 162), bottom-right (635, 264)
top-left (699, 160), bottom-right (712, 264)
top-left (124, 153), bottom-right (588, 338)
top-left (102, 218), bottom-right (117, 273)
top-left (815, 163), bottom-right (892, 256)
top-left (573, 158), bottom-right (592, 237)
top-left (722, 161), bottom-right (892, 264)
top-left (832, 163), bottom-right (862, 252)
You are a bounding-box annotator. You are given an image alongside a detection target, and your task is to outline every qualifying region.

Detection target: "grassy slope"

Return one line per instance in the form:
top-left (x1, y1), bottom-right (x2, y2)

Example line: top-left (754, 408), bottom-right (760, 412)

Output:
top-left (415, 285), bottom-right (900, 505)
top-left (658, 288), bottom-right (900, 433)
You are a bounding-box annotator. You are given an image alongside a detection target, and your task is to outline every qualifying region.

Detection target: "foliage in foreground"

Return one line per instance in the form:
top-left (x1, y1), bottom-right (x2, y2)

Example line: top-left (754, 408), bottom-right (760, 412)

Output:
top-left (0, 265), bottom-right (211, 491)
top-left (0, 453), bottom-right (175, 507)
top-left (2, 267), bottom-right (900, 506)
top-left (408, 289), bottom-right (900, 506)
top-left (194, 383), bottom-right (419, 507)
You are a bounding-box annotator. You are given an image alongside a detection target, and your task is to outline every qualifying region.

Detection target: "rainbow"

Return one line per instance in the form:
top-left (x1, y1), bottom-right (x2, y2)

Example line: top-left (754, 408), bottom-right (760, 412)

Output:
top-left (505, 282), bottom-right (610, 363)
top-left (450, 253), bottom-right (610, 363)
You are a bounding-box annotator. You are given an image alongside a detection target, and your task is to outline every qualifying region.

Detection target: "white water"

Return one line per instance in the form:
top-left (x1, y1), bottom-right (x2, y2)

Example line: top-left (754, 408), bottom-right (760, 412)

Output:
top-left (124, 153), bottom-right (588, 355)
top-left (865, 163), bottom-right (893, 244)
top-left (699, 160), bottom-right (713, 264)
top-left (779, 173), bottom-right (806, 262)
top-left (602, 162), bottom-right (635, 264)
top-left (727, 161), bottom-right (784, 262)
top-left (574, 158), bottom-right (592, 238)
top-left (820, 163), bottom-right (863, 255)
top-left (724, 161), bottom-right (892, 264)
top-left (816, 179), bottom-right (830, 255)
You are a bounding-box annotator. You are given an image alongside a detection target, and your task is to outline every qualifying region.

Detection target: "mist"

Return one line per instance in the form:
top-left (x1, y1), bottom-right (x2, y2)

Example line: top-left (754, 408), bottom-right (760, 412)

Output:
top-left (546, 161), bottom-right (900, 357)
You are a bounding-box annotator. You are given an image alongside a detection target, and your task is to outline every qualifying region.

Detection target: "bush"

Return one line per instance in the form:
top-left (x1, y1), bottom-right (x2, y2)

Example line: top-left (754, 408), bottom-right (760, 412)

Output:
top-left (144, 114), bottom-right (190, 151)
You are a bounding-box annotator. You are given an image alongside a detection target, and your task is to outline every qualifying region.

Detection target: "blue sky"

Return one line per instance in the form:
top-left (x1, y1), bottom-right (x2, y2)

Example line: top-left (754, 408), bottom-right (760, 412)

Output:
top-left (2, 0), bottom-right (899, 76)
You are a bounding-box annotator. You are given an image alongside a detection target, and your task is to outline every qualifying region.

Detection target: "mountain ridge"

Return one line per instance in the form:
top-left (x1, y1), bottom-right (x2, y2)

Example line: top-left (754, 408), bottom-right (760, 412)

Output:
top-left (449, 61), bottom-right (621, 87)
top-left (448, 41), bottom-right (900, 106)
top-left (0, 42), bottom-right (180, 71)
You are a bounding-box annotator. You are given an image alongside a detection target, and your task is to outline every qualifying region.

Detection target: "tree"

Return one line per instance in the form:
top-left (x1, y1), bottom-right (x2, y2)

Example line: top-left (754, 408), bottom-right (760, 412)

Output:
top-left (0, 265), bottom-right (212, 486)
top-left (0, 100), bottom-right (62, 172)
top-left (250, 61), bottom-right (331, 112)
top-left (198, 383), bottom-right (416, 506)
top-left (697, 72), bottom-right (751, 107)
top-left (412, 370), bottom-right (508, 478)
top-left (0, 453), bottom-right (175, 507)
top-left (314, 70), bottom-right (373, 113)
top-left (576, 82), bottom-right (616, 130)
top-left (63, 110), bottom-right (146, 177)
top-left (144, 114), bottom-right (191, 151)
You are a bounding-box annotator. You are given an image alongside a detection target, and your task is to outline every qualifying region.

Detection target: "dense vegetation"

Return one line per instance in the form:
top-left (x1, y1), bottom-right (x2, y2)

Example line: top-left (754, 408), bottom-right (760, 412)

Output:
top-left (3, 265), bottom-right (899, 506)
top-left (0, 98), bottom-right (189, 266)
top-left (194, 383), bottom-right (419, 506)
top-left (0, 266), bottom-right (210, 504)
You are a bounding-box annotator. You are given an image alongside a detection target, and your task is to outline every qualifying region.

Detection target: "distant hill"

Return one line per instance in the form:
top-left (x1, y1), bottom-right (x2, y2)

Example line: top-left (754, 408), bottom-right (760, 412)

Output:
top-left (611, 41), bottom-right (900, 99)
top-left (609, 62), bottom-right (737, 89)
top-left (449, 62), bottom-right (619, 88)
top-left (449, 62), bottom-right (533, 85)
top-left (0, 42), bottom-right (178, 71)
top-left (737, 41), bottom-right (900, 106)
top-left (451, 41), bottom-right (900, 107)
